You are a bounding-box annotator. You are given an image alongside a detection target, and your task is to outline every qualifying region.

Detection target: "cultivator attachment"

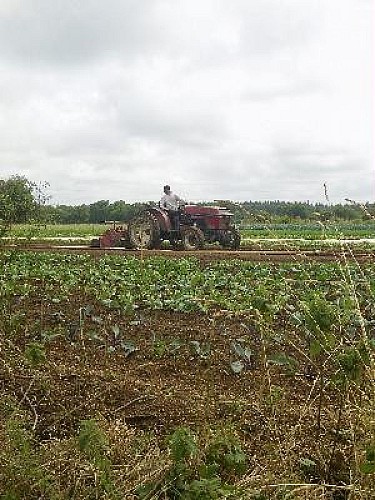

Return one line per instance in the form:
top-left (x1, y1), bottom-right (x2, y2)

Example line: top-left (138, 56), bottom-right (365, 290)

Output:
top-left (91, 223), bottom-right (129, 249)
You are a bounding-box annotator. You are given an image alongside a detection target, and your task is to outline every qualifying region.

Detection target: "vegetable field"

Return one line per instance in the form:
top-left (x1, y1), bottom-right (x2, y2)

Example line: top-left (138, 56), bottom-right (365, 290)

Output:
top-left (3, 223), bottom-right (375, 253)
top-left (241, 223), bottom-right (375, 240)
top-left (1, 251), bottom-right (374, 499)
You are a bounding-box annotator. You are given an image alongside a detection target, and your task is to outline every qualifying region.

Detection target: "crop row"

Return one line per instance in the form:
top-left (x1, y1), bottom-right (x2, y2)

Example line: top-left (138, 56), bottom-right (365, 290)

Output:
top-left (5, 222), bottom-right (375, 240)
top-left (1, 250), bottom-right (374, 358)
top-left (242, 223), bottom-right (375, 240)
top-left (0, 251), bottom-right (374, 316)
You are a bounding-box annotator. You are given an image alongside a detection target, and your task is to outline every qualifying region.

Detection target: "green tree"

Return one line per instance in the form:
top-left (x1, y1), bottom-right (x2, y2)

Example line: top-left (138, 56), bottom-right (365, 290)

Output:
top-left (0, 175), bottom-right (36, 226)
top-left (89, 200), bottom-right (110, 223)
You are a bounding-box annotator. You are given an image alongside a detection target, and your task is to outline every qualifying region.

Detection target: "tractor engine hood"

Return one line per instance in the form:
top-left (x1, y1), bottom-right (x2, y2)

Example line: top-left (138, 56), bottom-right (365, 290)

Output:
top-left (184, 205), bottom-right (234, 217)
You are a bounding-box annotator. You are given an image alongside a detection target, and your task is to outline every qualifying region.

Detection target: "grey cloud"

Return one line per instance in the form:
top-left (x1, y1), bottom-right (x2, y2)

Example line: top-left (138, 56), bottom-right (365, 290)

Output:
top-left (242, 80), bottom-right (324, 102)
top-left (0, 0), bottom-right (319, 67)
top-left (272, 145), bottom-right (366, 175)
top-left (0, 0), bottom-right (163, 65)
top-left (0, 0), bottom-right (372, 204)
top-left (114, 104), bottom-right (226, 150)
top-left (234, 0), bottom-right (320, 55)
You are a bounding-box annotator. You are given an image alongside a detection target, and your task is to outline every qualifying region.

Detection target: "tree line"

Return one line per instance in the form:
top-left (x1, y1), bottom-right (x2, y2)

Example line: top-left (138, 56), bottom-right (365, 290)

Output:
top-left (0, 175), bottom-right (373, 225)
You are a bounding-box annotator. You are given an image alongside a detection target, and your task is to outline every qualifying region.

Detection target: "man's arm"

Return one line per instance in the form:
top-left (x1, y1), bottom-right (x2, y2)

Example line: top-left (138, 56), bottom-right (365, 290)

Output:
top-left (175, 194), bottom-right (185, 206)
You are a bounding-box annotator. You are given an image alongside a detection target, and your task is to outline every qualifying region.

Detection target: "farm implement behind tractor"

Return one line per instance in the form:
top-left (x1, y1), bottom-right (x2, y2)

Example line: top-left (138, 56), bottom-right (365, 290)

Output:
top-left (91, 205), bottom-right (241, 250)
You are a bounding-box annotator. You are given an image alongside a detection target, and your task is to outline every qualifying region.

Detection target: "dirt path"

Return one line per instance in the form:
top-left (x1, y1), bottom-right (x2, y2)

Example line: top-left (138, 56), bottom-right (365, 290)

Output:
top-left (2, 244), bottom-right (374, 262)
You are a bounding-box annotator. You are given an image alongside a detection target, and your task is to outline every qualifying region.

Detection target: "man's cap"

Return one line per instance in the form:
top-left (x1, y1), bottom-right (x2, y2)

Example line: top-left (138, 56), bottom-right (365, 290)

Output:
top-left (163, 185), bottom-right (170, 190)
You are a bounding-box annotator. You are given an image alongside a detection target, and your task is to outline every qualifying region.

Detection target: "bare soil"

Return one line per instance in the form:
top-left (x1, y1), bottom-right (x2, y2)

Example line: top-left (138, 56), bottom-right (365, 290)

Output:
top-left (2, 295), bottom-right (356, 486)
top-left (4, 244), bottom-right (375, 263)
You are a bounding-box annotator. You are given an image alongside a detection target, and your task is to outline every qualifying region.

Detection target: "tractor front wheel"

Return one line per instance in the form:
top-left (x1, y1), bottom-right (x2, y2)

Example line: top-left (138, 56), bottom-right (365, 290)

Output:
top-left (230, 229), bottom-right (241, 250)
top-left (90, 238), bottom-right (100, 248)
top-left (128, 213), bottom-right (161, 249)
top-left (180, 226), bottom-right (204, 251)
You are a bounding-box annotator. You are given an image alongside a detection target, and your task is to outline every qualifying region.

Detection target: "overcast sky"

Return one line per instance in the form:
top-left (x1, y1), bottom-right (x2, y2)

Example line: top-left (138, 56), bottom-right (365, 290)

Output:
top-left (0, 0), bottom-right (373, 205)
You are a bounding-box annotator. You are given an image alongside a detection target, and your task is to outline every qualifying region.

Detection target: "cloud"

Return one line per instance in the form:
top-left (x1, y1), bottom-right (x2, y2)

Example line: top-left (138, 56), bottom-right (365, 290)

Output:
top-left (0, 1), bottom-right (162, 65)
top-left (0, 0), bottom-right (320, 66)
top-left (0, 0), bottom-right (373, 204)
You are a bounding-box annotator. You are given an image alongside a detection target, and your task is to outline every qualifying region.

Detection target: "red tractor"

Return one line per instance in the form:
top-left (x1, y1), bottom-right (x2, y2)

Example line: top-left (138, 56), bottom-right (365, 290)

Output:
top-left (128, 205), bottom-right (240, 250)
top-left (92, 205), bottom-right (240, 250)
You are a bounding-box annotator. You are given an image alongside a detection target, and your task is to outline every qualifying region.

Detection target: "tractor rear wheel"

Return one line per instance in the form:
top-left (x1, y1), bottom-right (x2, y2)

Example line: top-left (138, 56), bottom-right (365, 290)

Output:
top-left (180, 226), bottom-right (204, 251)
top-left (128, 213), bottom-right (161, 249)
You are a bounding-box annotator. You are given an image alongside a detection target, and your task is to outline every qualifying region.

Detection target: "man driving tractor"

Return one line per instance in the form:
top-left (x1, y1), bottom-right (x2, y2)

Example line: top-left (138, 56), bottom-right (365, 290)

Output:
top-left (94, 185), bottom-right (240, 250)
top-left (160, 185), bottom-right (185, 229)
